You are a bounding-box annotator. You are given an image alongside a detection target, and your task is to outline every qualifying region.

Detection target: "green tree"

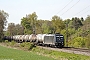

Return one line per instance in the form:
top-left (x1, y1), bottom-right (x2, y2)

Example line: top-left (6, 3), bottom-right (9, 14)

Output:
top-left (85, 34), bottom-right (90, 48)
top-left (21, 12), bottom-right (38, 34)
top-left (36, 20), bottom-right (52, 34)
top-left (72, 37), bottom-right (86, 48)
top-left (0, 10), bottom-right (9, 41)
top-left (15, 24), bottom-right (24, 35)
top-left (7, 23), bottom-right (24, 36)
top-left (51, 15), bottom-right (65, 33)
top-left (35, 20), bottom-right (44, 34)
top-left (28, 12), bottom-right (37, 34)
top-left (7, 23), bottom-right (15, 36)
top-left (42, 20), bottom-right (50, 33)
top-left (72, 17), bottom-right (83, 30)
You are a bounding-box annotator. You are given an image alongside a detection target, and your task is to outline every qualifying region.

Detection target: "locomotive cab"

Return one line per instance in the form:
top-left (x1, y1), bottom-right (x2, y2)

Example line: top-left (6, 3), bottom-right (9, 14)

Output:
top-left (55, 34), bottom-right (64, 47)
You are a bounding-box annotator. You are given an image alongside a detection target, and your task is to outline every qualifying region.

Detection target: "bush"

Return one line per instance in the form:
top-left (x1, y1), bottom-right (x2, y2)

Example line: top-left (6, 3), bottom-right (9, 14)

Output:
top-left (10, 40), bottom-right (16, 46)
top-left (20, 42), bottom-right (25, 47)
top-left (29, 43), bottom-right (35, 50)
top-left (4, 40), bottom-right (9, 46)
top-left (71, 37), bottom-right (86, 48)
top-left (5, 40), bottom-right (8, 43)
top-left (20, 42), bottom-right (36, 50)
top-left (85, 34), bottom-right (90, 48)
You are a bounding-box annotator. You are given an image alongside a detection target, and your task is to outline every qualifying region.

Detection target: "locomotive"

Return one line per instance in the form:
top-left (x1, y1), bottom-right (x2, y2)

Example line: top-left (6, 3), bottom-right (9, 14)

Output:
top-left (4, 33), bottom-right (64, 48)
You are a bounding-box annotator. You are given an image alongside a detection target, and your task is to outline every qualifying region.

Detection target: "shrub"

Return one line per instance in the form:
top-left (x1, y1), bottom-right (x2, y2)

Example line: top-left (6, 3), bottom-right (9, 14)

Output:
top-left (5, 40), bottom-right (8, 43)
top-left (20, 42), bottom-right (25, 47)
top-left (28, 43), bottom-right (36, 50)
top-left (10, 40), bottom-right (16, 46)
top-left (4, 40), bottom-right (9, 46)
top-left (85, 34), bottom-right (90, 48)
top-left (71, 37), bottom-right (86, 48)
top-left (20, 42), bottom-right (36, 50)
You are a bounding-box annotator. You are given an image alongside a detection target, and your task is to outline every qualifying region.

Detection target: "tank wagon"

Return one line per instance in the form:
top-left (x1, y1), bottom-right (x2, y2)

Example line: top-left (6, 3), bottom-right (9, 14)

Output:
top-left (4, 33), bottom-right (64, 48)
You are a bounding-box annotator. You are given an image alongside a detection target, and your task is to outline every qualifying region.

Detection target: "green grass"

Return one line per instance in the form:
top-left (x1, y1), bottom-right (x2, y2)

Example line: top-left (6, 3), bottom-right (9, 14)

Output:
top-left (1, 42), bottom-right (90, 60)
top-left (0, 45), bottom-right (55, 60)
top-left (32, 47), bottom-right (90, 60)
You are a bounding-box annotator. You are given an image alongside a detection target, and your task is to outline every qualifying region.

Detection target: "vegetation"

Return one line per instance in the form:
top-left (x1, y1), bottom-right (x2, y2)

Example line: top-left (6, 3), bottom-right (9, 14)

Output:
top-left (32, 47), bottom-right (90, 60)
top-left (0, 10), bottom-right (9, 41)
top-left (0, 42), bottom-right (90, 60)
top-left (2, 11), bottom-right (90, 48)
top-left (0, 45), bottom-right (54, 60)
top-left (6, 23), bottom-right (24, 36)
top-left (3, 40), bottom-right (35, 50)
top-left (20, 42), bottom-right (36, 50)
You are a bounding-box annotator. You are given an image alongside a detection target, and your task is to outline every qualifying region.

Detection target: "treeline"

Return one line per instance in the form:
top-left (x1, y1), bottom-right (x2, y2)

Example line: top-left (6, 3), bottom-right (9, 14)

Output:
top-left (21, 12), bottom-right (65, 34)
top-left (1, 11), bottom-right (90, 48)
top-left (63, 16), bottom-right (90, 48)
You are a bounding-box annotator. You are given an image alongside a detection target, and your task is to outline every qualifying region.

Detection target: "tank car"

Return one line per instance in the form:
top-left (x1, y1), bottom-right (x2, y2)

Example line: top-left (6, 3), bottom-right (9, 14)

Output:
top-left (36, 34), bottom-right (46, 44)
top-left (30, 34), bottom-right (37, 42)
top-left (3, 36), bottom-right (12, 41)
top-left (23, 35), bottom-right (31, 42)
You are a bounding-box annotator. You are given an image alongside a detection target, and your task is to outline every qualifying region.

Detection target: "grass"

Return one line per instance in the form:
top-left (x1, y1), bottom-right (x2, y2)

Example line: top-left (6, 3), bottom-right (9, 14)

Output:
top-left (1, 41), bottom-right (90, 60)
top-left (0, 45), bottom-right (55, 60)
top-left (32, 47), bottom-right (90, 60)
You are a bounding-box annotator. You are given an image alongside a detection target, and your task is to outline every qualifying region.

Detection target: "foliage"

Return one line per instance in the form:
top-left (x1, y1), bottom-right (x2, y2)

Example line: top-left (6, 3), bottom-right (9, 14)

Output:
top-left (5, 40), bottom-right (8, 43)
top-left (7, 23), bottom-right (24, 36)
top-left (7, 23), bottom-right (15, 36)
top-left (20, 42), bottom-right (35, 50)
top-left (0, 10), bottom-right (9, 41)
top-left (4, 40), bottom-right (9, 46)
top-left (10, 40), bottom-right (16, 46)
top-left (51, 15), bottom-right (65, 33)
top-left (5, 11), bottom-right (90, 48)
top-left (71, 37), bottom-right (86, 48)
top-left (72, 17), bottom-right (83, 30)
top-left (32, 47), bottom-right (90, 60)
top-left (85, 34), bottom-right (90, 48)
top-left (21, 12), bottom-right (37, 34)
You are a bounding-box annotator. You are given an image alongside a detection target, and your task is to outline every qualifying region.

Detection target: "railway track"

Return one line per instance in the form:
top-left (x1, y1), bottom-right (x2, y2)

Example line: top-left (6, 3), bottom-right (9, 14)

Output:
top-left (38, 46), bottom-right (90, 56)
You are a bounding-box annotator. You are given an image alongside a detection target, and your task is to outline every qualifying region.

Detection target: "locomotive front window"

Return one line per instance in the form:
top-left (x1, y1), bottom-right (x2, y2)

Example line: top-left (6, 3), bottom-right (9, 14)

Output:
top-left (56, 35), bottom-right (64, 42)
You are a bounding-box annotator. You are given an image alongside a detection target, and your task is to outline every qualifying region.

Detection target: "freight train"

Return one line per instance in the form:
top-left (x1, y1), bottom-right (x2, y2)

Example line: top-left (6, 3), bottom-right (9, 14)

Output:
top-left (4, 33), bottom-right (64, 48)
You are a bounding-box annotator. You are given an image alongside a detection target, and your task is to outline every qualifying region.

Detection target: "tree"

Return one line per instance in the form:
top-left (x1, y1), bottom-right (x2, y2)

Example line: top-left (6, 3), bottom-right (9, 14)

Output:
top-left (0, 10), bottom-right (9, 41)
top-left (35, 20), bottom-right (44, 34)
top-left (21, 12), bottom-right (38, 34)
top-left (86, 34), bottom-right (90, 48)
top-left (7, 23), bottom-right (24, 36)
top-left (41, 20), bottom-right (51, 33)
top-left (51, 15), bottom-right (65, 33)
top-left (72, 37), bottom-right (86, 48)
top-left (72, 17), bottom-right (83, 30)
top-left (21, 17), bottom-right (32, 34)
top-left (15, 24), bottom-right (24, 35)
top-left (27, 12), bottom-right (37, 34)
top-left (7, 23), bottom-right (15, 36)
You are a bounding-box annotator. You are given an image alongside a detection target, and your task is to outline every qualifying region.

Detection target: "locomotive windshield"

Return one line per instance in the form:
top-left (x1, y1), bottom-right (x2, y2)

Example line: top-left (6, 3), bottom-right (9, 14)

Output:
top-left (55, 34), bottom-right (64, 42)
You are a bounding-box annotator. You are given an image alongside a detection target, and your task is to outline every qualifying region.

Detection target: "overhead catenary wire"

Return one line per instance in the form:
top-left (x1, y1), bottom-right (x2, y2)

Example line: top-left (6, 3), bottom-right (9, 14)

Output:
top-left (74, 5), bottom-right (90, 16)
top-left (61, 0), bottom-right (80, 16)
top-left (56, 0), bottom-right (73, 14)
top-left (79, 9), bottom-right (90, 16)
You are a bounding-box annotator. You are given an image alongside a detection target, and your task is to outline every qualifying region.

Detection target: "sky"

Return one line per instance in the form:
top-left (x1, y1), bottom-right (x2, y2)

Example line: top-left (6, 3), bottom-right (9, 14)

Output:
top-left (0, 0), bottom-right (90, 25)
